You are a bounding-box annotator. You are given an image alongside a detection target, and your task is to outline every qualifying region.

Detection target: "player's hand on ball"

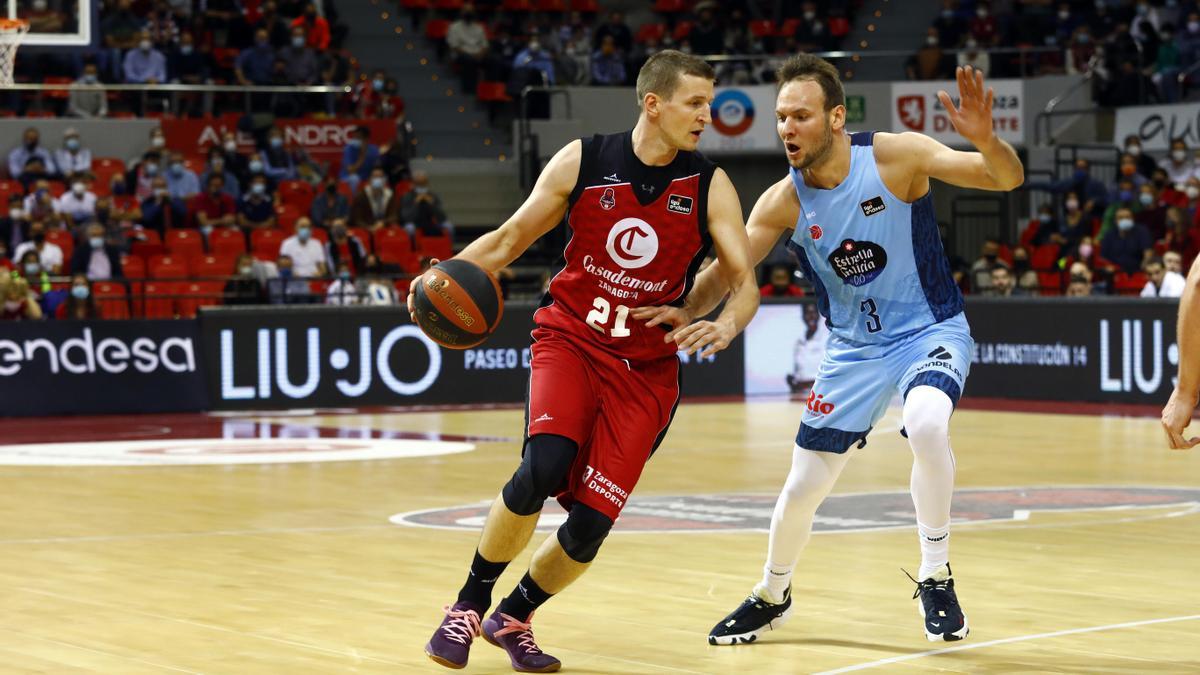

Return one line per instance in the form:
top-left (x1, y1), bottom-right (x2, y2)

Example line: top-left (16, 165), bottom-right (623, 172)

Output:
top-left (406, 257), bottom-right (441, 322)
top-left (631, 304), bottom-right (693, 336)
top-left (669, 318), bottom-right (736, 359)
top-left (1161, 387), bottom-right (1200, 450)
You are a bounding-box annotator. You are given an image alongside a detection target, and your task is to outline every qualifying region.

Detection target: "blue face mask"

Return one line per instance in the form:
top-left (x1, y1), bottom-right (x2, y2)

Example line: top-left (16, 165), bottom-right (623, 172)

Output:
top-left (180, 44), bottom-right (194, 55)
top-left (339, 270), bottom-right (351, 280)
top-left (347, 138), bottom-right (362, 148)
top-left (1119, 190), bottom-right (1133, 202)
top-left (297, 227), bottom-right (311, 241)
top-left (144, 163), bottom-right (158, 176)
top-left (1139, 192), bottom-right (1154, 206)
top-left (71, 285), bottom-right (89, 300)
top-left (89, 236), bottom-right (104, 248)
top-left (170, 163), bottom-right (183, 176)
top-left (270, 137), bottom-right (283, 148)
top-left (251, 183), bottom-right (266, 195)
top-left (279, 268), bottom-right (292, 280)
top-left (249, 160), bottom-right (263, 173)
top-left (66, 138), bottom-right (80, 151)
top-left (200, 224), bottom-right (213, 235)
top-left (373, 78), bottom-right (385, 90)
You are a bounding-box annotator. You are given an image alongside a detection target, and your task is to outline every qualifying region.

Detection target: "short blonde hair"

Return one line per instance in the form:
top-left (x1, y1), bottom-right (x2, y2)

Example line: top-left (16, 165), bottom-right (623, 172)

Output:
top-left (635, 50), bottom-right (715, 107)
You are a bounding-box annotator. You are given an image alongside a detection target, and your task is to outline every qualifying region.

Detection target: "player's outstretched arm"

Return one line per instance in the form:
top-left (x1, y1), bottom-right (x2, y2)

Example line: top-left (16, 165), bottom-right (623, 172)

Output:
top-left (1162, 256), bottom-right (1200, 450)
top-left (407, 140), bottom-right (580, 320)
top-left (667, 168), bottom-right (760, 357)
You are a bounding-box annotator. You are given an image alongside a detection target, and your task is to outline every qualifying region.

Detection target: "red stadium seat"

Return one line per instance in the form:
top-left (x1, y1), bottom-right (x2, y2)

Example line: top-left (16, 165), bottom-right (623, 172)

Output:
top-left (46, 181), bottom-right (67, 198)
top-left (275, 203), bottom-right (303, 231)
top-left (672, 21), bottom-right (693, 41)
top-left (112, 194), bottom-right (138, 211)
top-left (1037, 271), bottom-right (1064, 295)
top-left (570, 0), bottom-right (598, 10)
top-left (45, 229), bottom-right (73, 263)
top-left (749, 20), bottom-right (775, 38)
top-left (635, 23), bottom-right (666, 44)
top-left (130, 228), bottom-right (165, 258)
top-left (209, 228), bottom-right (247, 257)
top-left (776, 18), bottom-right (800, 37)
top-left (401, 0), bottom-right (430, 8)
top-left (419, 234), bottom-right (453, 261)
top-left (394, 278), bottom-right (412, 297)
top-left (176, 281), bottom-right (224, 318)
top-left (251, 228), bottom-right (286, 259)
top-left (149, 254), bottom-right (189, 279)
top-left (476, 80), bottom-right (511, 102)
top-left (653, 0), bottom-right (686, 12)
top-left (278, 180), bottom-right (315, 213)
top-left (166, 228), bottom-right (204, 258)
top-left (25, 109), bottom-right (55, 118)
top-left (1113, 271), bottom-right (1148, 295)
top-left (1031, 244), bottom-right (1060, 271)
top-left (349, 226), bottom-right (373, 251)
top-left (425, 19), bottom-right (450, 40)
top-left (120, 254), bottom-right (145, 279)
top-left (394, 179), bottom-right (414, 197)
top-left (193, 253), bottom-right (237, 278)
top-left (829, 16), bottom-right (850, 37)
top-left (0, 179), bottom-right (22, 203)
top-left (375, 227), bottom-right (417, 269)
top-left (434, 0), bottom-right (463, 8)
top-left (536, 0), bottom-right (567, 9)
top-left (141, 281), bottom-right (176, 318)
top-left (501, 0), bottom-right (535, 10)
top-left (92, 281), bottom-right (130, 319)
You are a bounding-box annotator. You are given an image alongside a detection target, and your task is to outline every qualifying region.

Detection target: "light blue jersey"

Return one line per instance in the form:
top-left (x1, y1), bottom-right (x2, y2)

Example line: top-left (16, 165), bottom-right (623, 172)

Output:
top-left (785, 131), bottom-right (973, 453)
top-left (786, 131), bottom-right (964, 345)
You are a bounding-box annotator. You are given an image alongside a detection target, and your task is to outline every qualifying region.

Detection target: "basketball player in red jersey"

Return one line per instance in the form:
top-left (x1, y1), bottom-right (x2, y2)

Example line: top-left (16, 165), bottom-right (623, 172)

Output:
top-left (418, 50), bottom-right (759, 671)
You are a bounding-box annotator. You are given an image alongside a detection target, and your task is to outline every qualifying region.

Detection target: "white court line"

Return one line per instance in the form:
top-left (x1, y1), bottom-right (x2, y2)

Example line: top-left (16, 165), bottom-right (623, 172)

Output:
top-left (813, 614), bottom-right (1200, 674)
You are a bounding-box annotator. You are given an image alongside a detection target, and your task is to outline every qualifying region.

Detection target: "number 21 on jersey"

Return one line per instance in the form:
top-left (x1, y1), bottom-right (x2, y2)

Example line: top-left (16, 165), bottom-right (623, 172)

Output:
top-left (585, 296), bottom-right (631, 338)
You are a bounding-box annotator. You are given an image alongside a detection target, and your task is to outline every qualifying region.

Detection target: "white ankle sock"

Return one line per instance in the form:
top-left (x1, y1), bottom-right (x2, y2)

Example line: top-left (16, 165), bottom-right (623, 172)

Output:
top-left (756, 562), bottom-right (794, 604)
top-left (917, 522), bottom-right (950, 580)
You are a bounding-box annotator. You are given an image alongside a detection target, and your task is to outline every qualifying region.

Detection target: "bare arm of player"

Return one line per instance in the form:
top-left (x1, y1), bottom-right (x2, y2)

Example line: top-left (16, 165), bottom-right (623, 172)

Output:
top-left (876, 66), bottom-right (1023, 200)
top-left (667, 168), bottom-right (759, 358)
top-left (1162, 256), bottom-right (1200, 450)
top-left (406, 140), bottom-right (580, 320)
top-left (632, 176), bottom-right (796, 332)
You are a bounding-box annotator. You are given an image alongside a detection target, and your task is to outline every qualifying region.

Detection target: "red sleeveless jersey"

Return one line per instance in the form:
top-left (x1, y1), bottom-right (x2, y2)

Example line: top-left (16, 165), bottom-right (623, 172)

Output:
top-left (534, 132), bottom-right (717, 361)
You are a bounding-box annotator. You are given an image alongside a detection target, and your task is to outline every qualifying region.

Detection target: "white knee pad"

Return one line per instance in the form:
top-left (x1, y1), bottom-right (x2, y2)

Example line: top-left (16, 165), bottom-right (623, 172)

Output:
top-left (903, 386), bottom-right (953, 453)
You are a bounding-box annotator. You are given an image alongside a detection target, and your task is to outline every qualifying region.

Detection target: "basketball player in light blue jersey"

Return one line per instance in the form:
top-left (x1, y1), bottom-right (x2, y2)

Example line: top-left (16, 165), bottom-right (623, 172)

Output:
top-left (635, 56), bottom-right (1023, 644)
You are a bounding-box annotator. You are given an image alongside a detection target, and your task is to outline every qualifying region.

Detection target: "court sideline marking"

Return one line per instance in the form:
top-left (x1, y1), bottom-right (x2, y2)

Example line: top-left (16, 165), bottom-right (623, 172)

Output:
top-left (812, 614), bottom-right (1200, 673)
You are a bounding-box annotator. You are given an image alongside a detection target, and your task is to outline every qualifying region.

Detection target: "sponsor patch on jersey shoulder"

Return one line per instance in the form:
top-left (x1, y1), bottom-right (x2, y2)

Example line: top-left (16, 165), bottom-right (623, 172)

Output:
top-left (860, 196), bottom-right (886, 216)
top-left (667, 194), bottom-right (693, 215)
top-left (827, 238), bottom-right (887, 286)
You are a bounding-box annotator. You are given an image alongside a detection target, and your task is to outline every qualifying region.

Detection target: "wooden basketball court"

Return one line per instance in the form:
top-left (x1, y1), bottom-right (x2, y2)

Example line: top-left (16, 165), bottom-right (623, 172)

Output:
top-left (1, 399), bottom-right (1197, 673)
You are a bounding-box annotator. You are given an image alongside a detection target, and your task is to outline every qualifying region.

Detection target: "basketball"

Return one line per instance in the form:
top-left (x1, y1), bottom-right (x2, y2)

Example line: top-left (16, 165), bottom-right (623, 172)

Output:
top-left (412, 258), bottom-right (504, 349)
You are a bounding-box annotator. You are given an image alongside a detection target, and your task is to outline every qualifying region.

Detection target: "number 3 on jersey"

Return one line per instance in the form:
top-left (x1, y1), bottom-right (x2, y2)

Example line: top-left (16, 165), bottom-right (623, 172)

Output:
top-left (585, 296), bottom-right (631, 338)
top-left (860, 298), bottom-right (882, 333)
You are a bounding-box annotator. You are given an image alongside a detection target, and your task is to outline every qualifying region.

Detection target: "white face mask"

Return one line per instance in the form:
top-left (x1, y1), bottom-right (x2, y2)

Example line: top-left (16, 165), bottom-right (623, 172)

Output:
top-left (72, 182), bottom-right (86, 195)
top-left (976, 8), bottom-right (988, 18)
top-left (8, 208), bottom-right (21, 220)
top-left (139, 40), bottom-right (152, 51)
top-left (224, 141), bottom-right (237, 153)
top-left (1126, 144), bottom-right (1141, 156)
top-left (4, 300), bottom-right (22, 312)
top-left (152, 136), bottom-right (165, 148)
top-left (1066, 199), bottom-right (1080, 211)
top-left (1187, 186), bottom-right (1199, 199)
top-left (1173, 149), bottom-right (1187, 162)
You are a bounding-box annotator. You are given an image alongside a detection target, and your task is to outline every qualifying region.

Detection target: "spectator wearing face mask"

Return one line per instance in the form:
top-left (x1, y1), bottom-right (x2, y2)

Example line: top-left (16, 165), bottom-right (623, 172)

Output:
top-left (279, 25), bottom-right (320, 85)
top-left (1116, 153), bottom-right (1148, 192)
top-left (1134, 183), bottom-right (1168, 238)
top-left (223, 253), bottom-right (267, 305)
top-left (325, 261), bottom-right (358, 305)
top-left (279, 217), bottom-right (328, 278)
top-left (13, 221), bottom-right (63, 274)
top-left (267, 254), bottom-right (314, 304)
top-left (238, 176), bottom-right (277, 231)
top-left (1141, 255), bottom-right (1186, 297)
top-left (200, 147), bottom-right (241, 200)
top-left (8, 128), bottom-right (56, 183)
top-left (969, 1), bottom-right (998, 45)
top-left (291, 2), bottom-right (330, 50)
top-left (448, 5), bottom-right (488, 95)
top-left (56, 174), bottom-right (98, 228)
top-left (68, 63), bottom-right (108, 118)
top-left (324, 219), bottom-right (366, 275)
top-left (124, 30), bottom-right (167, 84)
top-left (142, 176), bottom-right (188, 239)
top-left (71, 224), bottom-right (123, 282)
top-left (132, 150), bottom-right (166, 202)
top-left (591, 35), bottom-right (627, 86)
top-left (192, 173), bottom-right (238, 239)
top-left (259, 130), bottom-right (298, 183)
top-left (1009, 245), bottom-right (1040, 293)
top-left (165, 152), bottom-right (201, 200)
top-left (1165, 138), bottom-right (1195, 185)
top-left (969, 238), bottom-right (1004, 292)
top-left (1100, 178), bottom-right (1142, 238)
top-left (1121, 135), bottom-right (1159, 178)
top-left (400, 170), bottom-right (453, 239)
top-left (1101, 207), bottom-right (1154, 274)
top-left (339, 126), bottom-right (379, 194)
top-left (55, 129), bottom-right (92, 176)
top-left (218, 131), bottom-right (252, 187)
top-left (236, 29), bottom-right (277, 86)
top-left (55, 273), bottom-right (102, 320)
top-left (309, 181), bottom-right (350, 232)
top-left (957, 35), bottom-right (990, 77)
top-left (1025, 158), bottom-right (1109, 215)
top-left (351, 169), bottom-right (400, 232)
top-left (0, 276), bottom-right (43, 321)
top-left (1, 194), bottom-right (26, 253)
top-left (23, 180), bottom-right (62, 227)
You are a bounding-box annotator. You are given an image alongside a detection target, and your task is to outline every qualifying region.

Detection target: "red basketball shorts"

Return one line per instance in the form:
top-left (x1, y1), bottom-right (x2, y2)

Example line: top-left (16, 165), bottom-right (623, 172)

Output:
top-left (525, 327), bottom-right (681, 521)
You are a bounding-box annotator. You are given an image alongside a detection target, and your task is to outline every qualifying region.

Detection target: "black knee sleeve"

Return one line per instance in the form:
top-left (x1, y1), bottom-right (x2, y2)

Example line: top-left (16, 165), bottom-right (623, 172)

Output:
top-left (556, 503), bottom-right (613, 563)
top-left (500, 434), bottom-right (577, 516)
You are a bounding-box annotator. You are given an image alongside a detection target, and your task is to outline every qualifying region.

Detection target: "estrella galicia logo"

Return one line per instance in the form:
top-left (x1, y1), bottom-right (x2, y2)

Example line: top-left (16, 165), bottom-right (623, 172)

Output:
top-left (860, 195), bottom-right (886, 216)
top-left (827, 238), bottom-right (887, 286)
top-left (667, 193), bottom-right (693, 215)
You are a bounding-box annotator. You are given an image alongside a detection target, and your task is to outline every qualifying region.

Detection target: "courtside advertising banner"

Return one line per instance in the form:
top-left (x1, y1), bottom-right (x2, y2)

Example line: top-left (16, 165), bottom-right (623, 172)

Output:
top-left (698, 85), bottom-right (780, 154)
top-left (0, 320), bottom-right (207, 416)
top-left (891, 79), bottom-right (1024, 146)
top-left (200, 304), bottom-right (744, 410)
top-left (1113, 102), bottom-right (1200, 152)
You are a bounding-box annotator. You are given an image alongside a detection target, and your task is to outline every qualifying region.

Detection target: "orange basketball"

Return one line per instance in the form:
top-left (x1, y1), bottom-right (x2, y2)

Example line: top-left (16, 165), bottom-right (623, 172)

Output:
top-left (412, 259), bottom-right (504, 349)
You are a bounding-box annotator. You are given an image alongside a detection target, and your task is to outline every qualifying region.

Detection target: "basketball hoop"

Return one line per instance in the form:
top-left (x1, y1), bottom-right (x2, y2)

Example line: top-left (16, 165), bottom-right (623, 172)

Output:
top-left (0, 19), bottom-right (30, 87)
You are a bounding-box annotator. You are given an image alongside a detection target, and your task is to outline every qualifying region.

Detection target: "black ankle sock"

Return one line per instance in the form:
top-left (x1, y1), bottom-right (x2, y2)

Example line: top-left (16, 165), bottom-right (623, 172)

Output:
top-left (456, 550), bottom-right (509, 611)
top-left (495, 572), bottom-right (554, 622)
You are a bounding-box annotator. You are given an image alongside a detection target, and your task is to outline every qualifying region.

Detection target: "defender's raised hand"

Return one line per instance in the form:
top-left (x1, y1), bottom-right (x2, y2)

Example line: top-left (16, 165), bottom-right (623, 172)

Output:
top-left (938, 65), bottom-right (995, 148)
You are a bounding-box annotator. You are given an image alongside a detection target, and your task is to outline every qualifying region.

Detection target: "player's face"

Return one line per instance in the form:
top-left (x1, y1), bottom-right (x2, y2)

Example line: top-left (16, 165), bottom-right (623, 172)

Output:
top-left (776, 80), bottom-right (841, 170)
top-left (659, 74), bottom-right (714, 151)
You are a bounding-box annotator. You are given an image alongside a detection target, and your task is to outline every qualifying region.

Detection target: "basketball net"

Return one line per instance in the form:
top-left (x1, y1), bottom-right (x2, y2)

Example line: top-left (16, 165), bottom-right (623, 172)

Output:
top-left (0, 19), bottom-right (30, 87)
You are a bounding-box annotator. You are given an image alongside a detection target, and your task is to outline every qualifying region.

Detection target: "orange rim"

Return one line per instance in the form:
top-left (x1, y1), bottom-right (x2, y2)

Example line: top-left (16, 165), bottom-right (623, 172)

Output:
top-left (0, 18), bottom-right (29, 32)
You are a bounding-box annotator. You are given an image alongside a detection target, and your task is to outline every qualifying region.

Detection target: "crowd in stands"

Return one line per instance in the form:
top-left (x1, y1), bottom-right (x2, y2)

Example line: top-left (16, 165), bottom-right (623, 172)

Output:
top-left (0, 119), bottom-right (452, 321)
top-left (913, 0), bottom-right (1200, 103)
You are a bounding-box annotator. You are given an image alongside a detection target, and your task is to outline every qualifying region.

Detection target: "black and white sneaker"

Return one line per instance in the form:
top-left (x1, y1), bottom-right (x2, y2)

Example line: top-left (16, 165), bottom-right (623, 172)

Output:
top-left (907, 565), bottom-right (969, 642)
top-left (707, 586), bottom-right (792, 645)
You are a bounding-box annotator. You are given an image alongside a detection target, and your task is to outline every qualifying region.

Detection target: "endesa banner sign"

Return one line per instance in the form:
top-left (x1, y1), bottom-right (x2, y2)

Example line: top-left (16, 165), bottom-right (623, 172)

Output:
top-left (161, 118), bottom-right (397, 164)
top-left (891, 79), bottom-right (1024, 146)
top-left (697, 85), bottom-right (781, 154)
top-left (199, 304), bottom-right (744, 411)
top-left (965, 298), bottom-right (1179, 405)
top-left (0, 320), bottom-right (207, 416)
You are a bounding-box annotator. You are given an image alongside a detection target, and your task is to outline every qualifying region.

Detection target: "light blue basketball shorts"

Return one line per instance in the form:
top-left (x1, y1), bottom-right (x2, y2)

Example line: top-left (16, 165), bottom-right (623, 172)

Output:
top-left (796, 312), bottom-right (973, 453)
